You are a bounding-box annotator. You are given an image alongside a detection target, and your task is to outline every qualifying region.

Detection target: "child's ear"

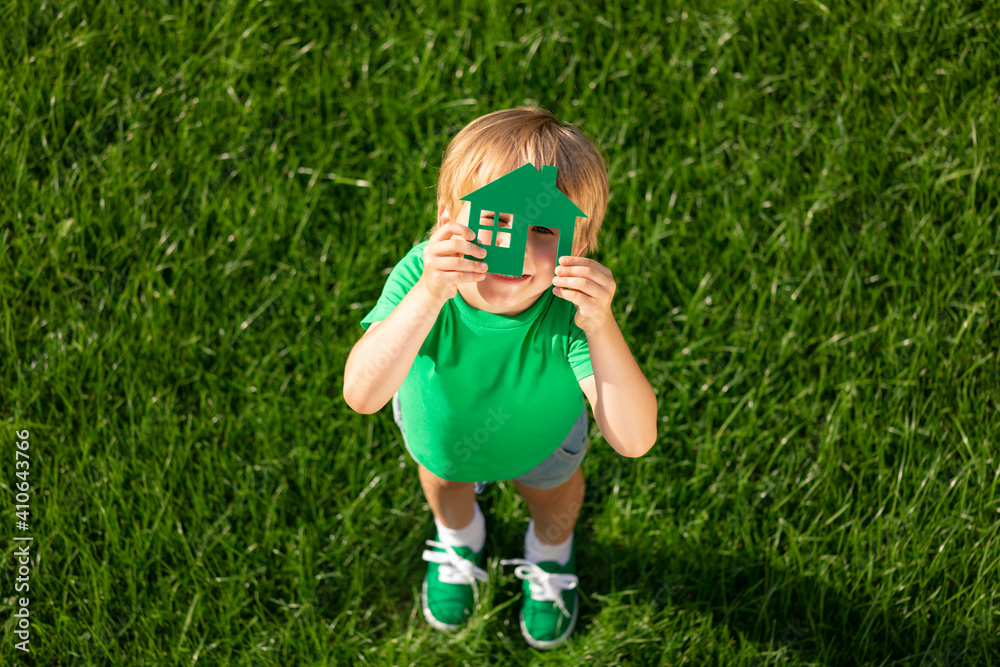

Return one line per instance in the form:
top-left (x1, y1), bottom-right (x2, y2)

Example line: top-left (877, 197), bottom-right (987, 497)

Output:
top-left (436, 201), bottom-right (452, 229)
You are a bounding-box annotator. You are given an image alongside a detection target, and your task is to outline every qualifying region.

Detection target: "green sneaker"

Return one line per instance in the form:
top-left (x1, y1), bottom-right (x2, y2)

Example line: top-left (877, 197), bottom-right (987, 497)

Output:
top-left (421, 538), bottom-right (489, 631)
top-left (501, 544), bottom-right (579, 650)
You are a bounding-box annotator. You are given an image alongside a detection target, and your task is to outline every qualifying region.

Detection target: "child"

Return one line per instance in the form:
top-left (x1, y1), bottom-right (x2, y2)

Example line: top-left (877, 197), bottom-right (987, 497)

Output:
top-left (343, 107), bottom-right (657, 650)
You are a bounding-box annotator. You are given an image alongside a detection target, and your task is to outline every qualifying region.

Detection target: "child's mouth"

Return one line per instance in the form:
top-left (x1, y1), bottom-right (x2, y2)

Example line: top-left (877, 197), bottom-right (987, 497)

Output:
top-left (488, 273), bottom-right (530, 283)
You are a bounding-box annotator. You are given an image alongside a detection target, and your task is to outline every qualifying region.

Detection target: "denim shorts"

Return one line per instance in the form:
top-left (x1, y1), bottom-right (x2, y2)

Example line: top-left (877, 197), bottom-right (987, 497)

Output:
top-left (391, 391), bottom-right (589, 491)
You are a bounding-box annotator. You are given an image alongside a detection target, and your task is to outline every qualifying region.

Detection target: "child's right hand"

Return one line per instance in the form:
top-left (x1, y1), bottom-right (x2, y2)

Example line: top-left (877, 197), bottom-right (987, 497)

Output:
top-left (418, 222), bottom-right (489, 301)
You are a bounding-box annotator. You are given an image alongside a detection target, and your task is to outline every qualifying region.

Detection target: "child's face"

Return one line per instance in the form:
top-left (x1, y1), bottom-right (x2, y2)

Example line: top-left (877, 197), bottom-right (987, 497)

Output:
top-left (438, 200), bottom-right (564, 317)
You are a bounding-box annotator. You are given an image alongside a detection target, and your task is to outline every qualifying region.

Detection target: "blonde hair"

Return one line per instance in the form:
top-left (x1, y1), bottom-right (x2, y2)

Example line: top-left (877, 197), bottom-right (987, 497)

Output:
top-left (434, 107), bottom-right (609, 256)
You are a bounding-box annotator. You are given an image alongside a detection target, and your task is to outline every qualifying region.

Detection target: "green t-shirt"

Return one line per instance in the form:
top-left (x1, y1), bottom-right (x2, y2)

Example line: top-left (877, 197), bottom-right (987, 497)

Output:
top-left (360, 241), bottom-right (594, 482)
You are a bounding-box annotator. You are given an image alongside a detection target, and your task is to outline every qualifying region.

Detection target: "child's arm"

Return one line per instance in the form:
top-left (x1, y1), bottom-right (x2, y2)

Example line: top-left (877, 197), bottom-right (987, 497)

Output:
top-left (553, 256), bottom-right (658, 457)
top-left (343, 222), bottom-right (488, 414)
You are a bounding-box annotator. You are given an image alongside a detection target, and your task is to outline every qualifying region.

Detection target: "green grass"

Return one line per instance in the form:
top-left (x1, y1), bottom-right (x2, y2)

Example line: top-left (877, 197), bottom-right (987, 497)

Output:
top-left (2, 0), bottom-right (998, 664)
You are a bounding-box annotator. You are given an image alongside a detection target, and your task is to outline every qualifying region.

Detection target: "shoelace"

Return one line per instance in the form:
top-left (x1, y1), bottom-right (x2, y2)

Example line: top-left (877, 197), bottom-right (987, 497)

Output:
top-left (500, 558), bottom-right (579, 619)
top-left (422, 540), bottom-right (489, 598)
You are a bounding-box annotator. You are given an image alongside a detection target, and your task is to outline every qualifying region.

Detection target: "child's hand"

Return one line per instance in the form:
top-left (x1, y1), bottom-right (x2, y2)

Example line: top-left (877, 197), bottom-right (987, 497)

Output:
top-left (418, 222), bottom-right (489, 302)
top-left (551, 256), bottom-right (616, 333)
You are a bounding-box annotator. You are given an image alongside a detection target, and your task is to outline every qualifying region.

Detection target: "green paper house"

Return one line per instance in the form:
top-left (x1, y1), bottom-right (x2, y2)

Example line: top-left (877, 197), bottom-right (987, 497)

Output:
top-left (461, 164), bottom-right (587, 277)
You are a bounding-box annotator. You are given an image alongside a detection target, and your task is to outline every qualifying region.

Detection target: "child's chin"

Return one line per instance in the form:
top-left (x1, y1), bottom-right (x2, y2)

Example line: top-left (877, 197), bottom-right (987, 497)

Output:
top-left (478, 283), bottom-right (542, 305)
top-left (477, 286), bottom-right (509, 302)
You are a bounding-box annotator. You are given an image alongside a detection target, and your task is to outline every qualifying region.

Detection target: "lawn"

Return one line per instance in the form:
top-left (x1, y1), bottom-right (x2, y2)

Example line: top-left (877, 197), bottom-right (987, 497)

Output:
top-left (1, 0), bottom-right (998, 664)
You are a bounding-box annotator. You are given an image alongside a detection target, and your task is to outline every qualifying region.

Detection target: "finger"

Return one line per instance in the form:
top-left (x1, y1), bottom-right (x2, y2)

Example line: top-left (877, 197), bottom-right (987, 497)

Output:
top-left (552, 286), bottom-right (590, 305)
top-left (433, 221), bottom-right (476, 243)
top-left (564, 258), bottom-right (613, 281)
top-left (552, 275), bottom-right (603, 296)
top-left (432, 256), bottom-right (488, 273)
top-left (554, 261), bottom-right (601, 274)
top-left (436, 237), bottom-right (487, 258)
top-left (449, 271), bottom-right (487, 283)
top-left (429, 235), bottom-right (482, 257)
top-left (554, 264), bottom-right (611, 288)
top-left (558, 255), bottom-right (613, 279)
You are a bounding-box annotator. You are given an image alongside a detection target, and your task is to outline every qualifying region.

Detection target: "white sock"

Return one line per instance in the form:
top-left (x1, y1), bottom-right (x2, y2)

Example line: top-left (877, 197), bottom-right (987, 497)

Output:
top-left (524, 519), bottom-right (573, 566)
top-left (434, 502), bottom-right (486, 553)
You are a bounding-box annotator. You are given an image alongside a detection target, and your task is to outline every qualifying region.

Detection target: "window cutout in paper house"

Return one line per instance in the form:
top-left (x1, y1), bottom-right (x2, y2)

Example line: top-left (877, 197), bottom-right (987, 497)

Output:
top-left (461, 164), bottom-right (587, 277)
top-left (476, 210), bottom-right (493, 245)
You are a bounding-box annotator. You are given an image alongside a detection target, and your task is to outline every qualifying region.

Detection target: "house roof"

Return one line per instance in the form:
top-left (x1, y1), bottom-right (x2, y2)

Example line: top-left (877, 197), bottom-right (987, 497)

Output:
top-left (460, 163), bottom-right (587, 227)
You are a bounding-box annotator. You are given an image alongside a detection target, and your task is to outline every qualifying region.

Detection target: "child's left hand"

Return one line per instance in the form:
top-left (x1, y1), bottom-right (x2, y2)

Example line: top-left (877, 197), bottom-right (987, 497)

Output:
top-left (551, 256), bottom-right (617, 333)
